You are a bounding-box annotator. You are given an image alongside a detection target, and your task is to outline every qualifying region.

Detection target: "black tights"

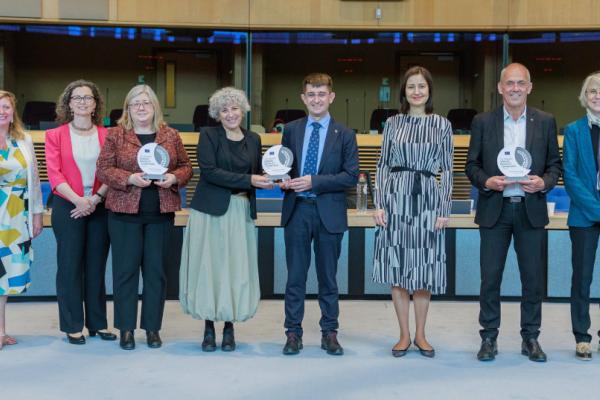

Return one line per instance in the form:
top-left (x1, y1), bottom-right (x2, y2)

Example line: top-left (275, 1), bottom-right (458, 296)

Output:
top-left (205, 320), bottom-right (233, 330)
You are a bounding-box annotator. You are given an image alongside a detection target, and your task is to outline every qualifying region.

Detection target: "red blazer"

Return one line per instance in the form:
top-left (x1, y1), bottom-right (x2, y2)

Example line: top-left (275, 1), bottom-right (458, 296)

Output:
top-left (96, 125), bottom-right (193, 214)
top-left (45, 123), bottom-right (108, 201)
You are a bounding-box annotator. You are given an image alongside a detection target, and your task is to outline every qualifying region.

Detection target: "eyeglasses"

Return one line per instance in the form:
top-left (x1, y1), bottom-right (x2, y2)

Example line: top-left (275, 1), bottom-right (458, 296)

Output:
top-left (71, 95), bottom-right (95, 103)
top-left (128, 101), bottom-right (153, 110)
top-left (587, 89), bottom-right (600, 98)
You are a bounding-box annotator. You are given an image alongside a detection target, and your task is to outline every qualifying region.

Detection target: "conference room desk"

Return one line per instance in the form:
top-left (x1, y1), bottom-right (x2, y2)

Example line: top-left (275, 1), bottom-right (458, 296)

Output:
top-left (36, 210), bottom-right (579, 301)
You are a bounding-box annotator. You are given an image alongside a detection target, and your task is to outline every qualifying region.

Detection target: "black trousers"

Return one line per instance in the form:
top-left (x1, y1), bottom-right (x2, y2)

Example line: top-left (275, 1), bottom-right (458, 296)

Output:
top-left (108, 216), bottom-right (171, 331)
top-left (284, 200), bottom-right (343, 336)
top-left (569, 225), bottom-right (600, 343)
top-left (479, 200), bottom-right (545, 341)
top-left (52, 195), bottom-right (110, 334)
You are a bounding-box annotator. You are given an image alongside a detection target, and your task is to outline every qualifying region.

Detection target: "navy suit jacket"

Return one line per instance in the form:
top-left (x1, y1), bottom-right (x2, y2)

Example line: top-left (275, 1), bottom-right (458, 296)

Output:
top-left (465, 106), bottom-right (562, 228)
top-left (280, 117), bottom-right (359, 233)
top-left (563, 116), bottom-right (600, 227)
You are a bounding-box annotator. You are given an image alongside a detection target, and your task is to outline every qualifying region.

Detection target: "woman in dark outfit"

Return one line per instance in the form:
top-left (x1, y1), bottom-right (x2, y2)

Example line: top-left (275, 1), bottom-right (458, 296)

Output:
top-left (97, 84), bottom-right (192, 350)
top-left (179, 87), bottom-right (272, 351)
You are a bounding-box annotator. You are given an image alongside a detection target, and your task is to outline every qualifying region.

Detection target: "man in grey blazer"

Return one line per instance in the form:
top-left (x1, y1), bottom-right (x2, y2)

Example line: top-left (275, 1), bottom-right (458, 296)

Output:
top-left (279, 73), bottom-right (359, 356)
top-left (465, 63), bottom-right (561, 362)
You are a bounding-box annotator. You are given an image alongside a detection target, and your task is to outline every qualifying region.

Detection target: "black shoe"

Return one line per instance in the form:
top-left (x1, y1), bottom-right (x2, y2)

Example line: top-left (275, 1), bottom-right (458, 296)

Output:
top-left (202, 327), bottom-right (217, 352)
top-left (119, 330), bottom-right (135, 350)
top-left (89, 330), bottom-right (117, 341)
top-left (146, 331), bottom-right (162, 349)
top-left (477, 338), bottom-right (497, 361)
top-left (66, 333), bottom-right (86, 345)
top-left (414, 340), bottom-right (435, 358)
top-left (221, 326), bottom-right (236, 352)
top-left (321, 332), bottom-right (344, 356)
top-left (282, 333), bottom-right (303, 355)
top-left (521, 338), bottom-right (547, 362)
top-left (392, 340), bottom-right (411, 358)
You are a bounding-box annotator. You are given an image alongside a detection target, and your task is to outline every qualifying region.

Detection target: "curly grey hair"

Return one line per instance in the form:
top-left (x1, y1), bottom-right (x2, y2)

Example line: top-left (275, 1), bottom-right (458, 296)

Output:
top-left (208, 87), bottom-right (251, 121)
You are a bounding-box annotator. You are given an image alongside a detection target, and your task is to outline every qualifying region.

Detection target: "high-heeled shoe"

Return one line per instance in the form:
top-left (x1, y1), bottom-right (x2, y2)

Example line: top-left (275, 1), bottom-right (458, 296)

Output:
top-left (66, 333), bottom-right (86, 345)
top-left (392, 339), bottom-right (411, 358)
top-left (89, 330), bottom-right (117, 341)
top-left (414, 341), bottom-right (435, 358)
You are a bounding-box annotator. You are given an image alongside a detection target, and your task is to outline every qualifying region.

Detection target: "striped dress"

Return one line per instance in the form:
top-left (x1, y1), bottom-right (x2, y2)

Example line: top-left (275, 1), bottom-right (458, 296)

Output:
top-left (372, 114), bottom-right (453, 294)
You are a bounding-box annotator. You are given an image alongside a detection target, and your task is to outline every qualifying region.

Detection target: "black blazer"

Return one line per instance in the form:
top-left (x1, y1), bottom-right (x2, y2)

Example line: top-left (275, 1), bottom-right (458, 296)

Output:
top-left (280, 117), bottom-right (359, 233)
top-left (465, 106), bottom-right (562, 228)
top-left (189, 126), bottom-right (262, 219)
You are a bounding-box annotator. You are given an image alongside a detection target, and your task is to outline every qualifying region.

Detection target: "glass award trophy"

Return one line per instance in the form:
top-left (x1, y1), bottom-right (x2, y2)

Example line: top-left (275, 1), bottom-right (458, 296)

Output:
top-left (262, 144), bottom-right (294, 182)
top-left (137, 143), bottom-right (170, 181)
top-left (497, 146), bottom-right (532, 181)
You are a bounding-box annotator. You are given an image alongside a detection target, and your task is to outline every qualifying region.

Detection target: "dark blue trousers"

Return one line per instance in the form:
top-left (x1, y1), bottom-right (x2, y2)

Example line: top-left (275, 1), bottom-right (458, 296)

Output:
top-left (569, 225), bottom-right (600, 343)
top-left (284, 200), bottom-right (343, 336)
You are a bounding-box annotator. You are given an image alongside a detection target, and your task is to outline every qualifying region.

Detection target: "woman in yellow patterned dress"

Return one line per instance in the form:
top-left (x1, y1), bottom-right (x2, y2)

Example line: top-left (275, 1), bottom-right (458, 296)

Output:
top-left (0, 91), bottom-right (44, 350)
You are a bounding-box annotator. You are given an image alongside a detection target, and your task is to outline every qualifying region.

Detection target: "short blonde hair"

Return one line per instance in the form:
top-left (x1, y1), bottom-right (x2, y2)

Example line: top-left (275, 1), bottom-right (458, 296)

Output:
top-left (118, 84), bottom-right (165, 131)
top-left (0, 90), bottom-right (26, 140)
top-left (208, 87), bottom-right (250, 121)
top-left (579, 72), bottom-right (600, 108)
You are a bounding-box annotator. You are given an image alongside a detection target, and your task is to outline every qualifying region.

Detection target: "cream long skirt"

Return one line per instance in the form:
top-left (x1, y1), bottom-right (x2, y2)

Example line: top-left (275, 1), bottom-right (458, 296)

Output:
top-left (179, 196), bottom-right (260, 322)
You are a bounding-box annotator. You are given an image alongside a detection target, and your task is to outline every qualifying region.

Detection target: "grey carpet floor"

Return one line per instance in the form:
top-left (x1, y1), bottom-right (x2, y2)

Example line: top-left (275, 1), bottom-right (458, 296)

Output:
top-left (2, 300), bottom-right (600, 399)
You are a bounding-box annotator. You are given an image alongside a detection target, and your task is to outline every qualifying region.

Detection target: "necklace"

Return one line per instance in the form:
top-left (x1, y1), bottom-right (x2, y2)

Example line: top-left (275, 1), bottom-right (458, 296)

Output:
top-left (70, 121), bottom-right (93, 131)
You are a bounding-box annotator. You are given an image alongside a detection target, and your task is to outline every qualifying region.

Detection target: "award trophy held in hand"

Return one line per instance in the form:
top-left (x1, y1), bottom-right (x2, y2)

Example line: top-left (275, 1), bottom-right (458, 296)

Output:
top-left (497, 146), bottom-right (532, 181)
top-left (137, 143), bottom-right (170, 181)
top-left (262, 144), bottom-right (294, 182)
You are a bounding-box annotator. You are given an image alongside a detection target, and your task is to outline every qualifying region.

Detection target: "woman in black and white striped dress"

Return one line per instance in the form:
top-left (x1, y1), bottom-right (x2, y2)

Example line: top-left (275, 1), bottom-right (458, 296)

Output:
top-left (373, 66), bottom-right (453, 358)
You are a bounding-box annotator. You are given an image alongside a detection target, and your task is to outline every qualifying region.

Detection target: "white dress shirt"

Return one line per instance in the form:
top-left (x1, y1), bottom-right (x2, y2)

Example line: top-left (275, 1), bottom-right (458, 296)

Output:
top-left (503, 107), bottom-right (527, 197)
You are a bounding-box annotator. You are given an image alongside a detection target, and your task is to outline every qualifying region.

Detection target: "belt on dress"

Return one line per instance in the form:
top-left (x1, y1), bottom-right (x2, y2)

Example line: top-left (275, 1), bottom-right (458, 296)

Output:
top-left (390, 166), bottom-right (435, 196)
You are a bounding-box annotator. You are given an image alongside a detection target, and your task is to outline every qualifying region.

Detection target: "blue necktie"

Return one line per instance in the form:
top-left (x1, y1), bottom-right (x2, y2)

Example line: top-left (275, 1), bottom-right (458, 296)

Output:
top-left (302, 122), bottom-right (321, 177)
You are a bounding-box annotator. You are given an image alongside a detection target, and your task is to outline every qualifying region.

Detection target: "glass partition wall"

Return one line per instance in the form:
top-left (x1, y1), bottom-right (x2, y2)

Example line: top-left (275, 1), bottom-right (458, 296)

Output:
top-left (250, 31), bottom-right (504, 134)
top-left (0, 24), bottom-right (247, 130)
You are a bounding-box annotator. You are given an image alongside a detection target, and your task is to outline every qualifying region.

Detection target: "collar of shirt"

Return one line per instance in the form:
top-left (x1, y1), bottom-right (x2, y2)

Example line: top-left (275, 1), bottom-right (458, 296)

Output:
top-left (503, 106), bottom-right (527, 123)
top-left (307, 113), bottom-right (331, 129)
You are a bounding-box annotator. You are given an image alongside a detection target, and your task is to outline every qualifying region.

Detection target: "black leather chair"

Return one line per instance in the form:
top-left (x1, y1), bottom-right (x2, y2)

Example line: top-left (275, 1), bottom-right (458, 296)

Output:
top-left (446, 108), bottom-right (477, 134)
top-left (370, 108), bottom-right (399, 133)
top-left (21, 101), bottom-right (56, 130)
top-left (192, 105), bottom-right (219, 132)
top-left (109, 109), bottom-right (123, 127)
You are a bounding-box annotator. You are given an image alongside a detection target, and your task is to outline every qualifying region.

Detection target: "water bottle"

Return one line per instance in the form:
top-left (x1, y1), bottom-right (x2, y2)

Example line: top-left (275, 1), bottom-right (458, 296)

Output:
top-left (356, 173), bottom-right (368, 213)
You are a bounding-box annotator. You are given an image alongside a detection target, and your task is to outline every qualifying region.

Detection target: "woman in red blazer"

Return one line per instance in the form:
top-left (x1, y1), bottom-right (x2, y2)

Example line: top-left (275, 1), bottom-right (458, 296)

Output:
top-left (96, 84), bottom-right (192, 350)
top-left (45, 80), bottom-right (114, 345)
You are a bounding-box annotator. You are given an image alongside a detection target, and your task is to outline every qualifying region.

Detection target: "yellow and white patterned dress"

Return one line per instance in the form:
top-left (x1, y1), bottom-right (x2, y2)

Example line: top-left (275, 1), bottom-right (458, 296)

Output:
top-left (0, 140), bottom-right (34, 295)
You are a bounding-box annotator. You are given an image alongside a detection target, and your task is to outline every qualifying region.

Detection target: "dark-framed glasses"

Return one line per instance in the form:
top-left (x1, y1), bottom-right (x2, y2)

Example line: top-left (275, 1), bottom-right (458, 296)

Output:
top-left (128, 101), bottom-right (153, 110)
top-left (71, 95), bottom-right (95, 103)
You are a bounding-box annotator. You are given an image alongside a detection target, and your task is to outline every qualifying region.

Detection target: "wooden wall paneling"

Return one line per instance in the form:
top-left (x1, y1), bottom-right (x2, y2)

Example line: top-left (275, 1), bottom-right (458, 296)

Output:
top-left (249, 0), bottom-right (377, 29)
top-left (58, 0), bottom-right (109, 21)
top-left (381, 0), bottom-right (509, 29)
top-left (510, 0), bottom-right (600, 29)
top-left (0, 0), bottom-right (42, 19)
top-left (116, 0), bottom-right (249, 27)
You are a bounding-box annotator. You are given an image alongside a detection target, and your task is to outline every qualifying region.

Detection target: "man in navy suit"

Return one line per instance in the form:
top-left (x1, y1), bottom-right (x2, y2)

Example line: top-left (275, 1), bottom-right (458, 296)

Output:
top-left (279, 73), bottom-right (359, 355)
